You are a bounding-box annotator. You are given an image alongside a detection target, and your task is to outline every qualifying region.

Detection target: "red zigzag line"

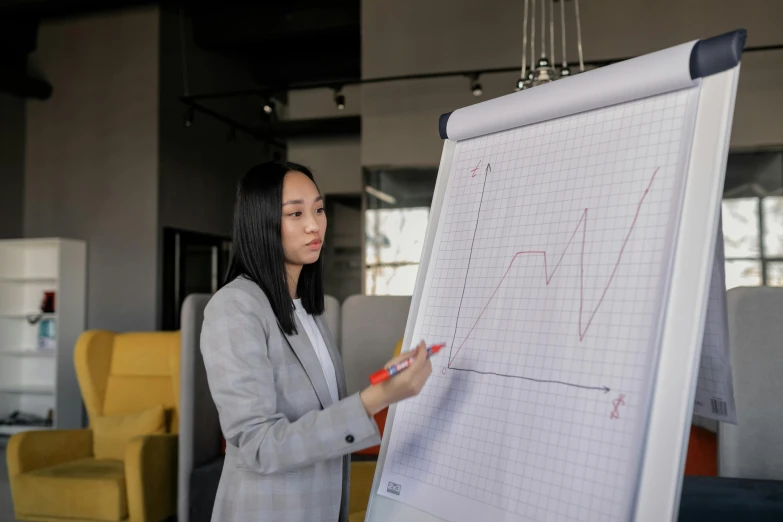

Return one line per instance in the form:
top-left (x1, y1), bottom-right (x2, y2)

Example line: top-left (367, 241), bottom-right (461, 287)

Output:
top-left (448, 167), bottom-right (661, 367)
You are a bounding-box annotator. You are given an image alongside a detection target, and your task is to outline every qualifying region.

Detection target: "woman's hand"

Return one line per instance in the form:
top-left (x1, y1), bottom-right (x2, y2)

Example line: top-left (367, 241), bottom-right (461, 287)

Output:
top-left (359, 341), bottom-right (433, 416)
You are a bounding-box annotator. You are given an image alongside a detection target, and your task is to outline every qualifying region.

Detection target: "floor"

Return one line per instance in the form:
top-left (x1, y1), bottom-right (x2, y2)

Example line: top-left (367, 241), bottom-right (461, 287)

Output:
top-left (0, 437), bottom-right (18, 522)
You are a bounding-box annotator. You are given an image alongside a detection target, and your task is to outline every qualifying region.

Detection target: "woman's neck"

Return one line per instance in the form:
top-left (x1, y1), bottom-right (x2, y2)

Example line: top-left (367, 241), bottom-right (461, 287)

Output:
top-left (285, 263), bottom-right (302, 299)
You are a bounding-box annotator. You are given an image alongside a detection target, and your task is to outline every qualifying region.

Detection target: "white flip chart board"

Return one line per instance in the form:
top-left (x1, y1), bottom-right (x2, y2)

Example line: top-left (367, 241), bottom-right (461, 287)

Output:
top-left (365, 29), bottom-right (745, 522)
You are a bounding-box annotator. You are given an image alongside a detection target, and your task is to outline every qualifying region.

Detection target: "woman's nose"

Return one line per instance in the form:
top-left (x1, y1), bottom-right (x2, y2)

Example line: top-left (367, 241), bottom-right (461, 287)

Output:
top-left (305, 216), bottom-right (320, 233)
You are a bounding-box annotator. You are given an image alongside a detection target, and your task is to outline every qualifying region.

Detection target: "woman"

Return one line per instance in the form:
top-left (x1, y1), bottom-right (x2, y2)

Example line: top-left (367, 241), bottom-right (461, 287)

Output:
top-left (200, 161), bottom-right (433, 522)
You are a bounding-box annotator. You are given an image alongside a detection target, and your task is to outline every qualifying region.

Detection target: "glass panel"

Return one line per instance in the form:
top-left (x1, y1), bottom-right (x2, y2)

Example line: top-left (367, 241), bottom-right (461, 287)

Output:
top-left (365, 264), bottom-right (420, 296)
top-left (766, 262), bottom-right (783, 287)
top-left (183, 244), bottom-right (218, 295)
top-left (722, 198), bottom-right (760, 258)
top-left (724, 260), bottom-right (762, 289)
top-left (365, 208), bottom-right (430, 265)
top-left (762, 196), bottom-right (783, 257)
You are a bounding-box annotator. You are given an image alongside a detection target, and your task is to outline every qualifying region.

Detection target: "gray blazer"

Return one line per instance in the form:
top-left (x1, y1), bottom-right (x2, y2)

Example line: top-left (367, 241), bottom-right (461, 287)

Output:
top-left (200, 276), bottom-right (381, 522)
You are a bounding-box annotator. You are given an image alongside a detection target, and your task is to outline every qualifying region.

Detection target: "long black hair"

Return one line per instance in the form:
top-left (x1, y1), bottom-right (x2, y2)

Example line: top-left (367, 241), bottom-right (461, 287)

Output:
top-left (224, 161), bottom-right (325, 335)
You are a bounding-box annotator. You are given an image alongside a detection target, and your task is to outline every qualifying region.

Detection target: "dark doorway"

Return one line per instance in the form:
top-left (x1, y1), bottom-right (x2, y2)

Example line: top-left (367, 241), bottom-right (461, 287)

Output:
top-left (323, 194), bottom-right (363, 303)
top-left (162, 227), bottom-right (232, 330)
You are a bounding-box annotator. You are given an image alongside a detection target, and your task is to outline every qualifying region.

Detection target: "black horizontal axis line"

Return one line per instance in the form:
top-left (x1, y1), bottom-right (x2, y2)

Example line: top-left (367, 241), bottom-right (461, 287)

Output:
top-left (447, 365), bottom-right (611, 393)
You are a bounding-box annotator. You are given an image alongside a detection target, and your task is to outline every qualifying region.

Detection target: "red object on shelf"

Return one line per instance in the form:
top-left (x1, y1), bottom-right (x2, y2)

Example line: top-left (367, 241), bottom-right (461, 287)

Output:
top-left (42, 291), bottom-right (55, 313)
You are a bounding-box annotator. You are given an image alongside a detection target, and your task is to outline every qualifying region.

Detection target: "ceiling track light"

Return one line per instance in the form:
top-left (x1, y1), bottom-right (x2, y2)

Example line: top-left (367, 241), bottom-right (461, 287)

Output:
top-left (333, 87), bottom-right (346, 110)
top-left (470, 73), bottom-right (483, 97)
top-left (183, 106), bottom-right (194, 127)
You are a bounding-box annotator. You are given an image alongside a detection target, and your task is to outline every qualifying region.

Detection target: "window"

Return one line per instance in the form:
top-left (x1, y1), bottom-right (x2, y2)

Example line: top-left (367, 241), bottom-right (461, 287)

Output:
top-left (363, 167), bottom-right (438, 296)
top-left (365, 207), bottom-right (430, 295)
top-left (361, 153), bottom-right (782, 296)
top-left (722, 195), bottom-right (783, 289)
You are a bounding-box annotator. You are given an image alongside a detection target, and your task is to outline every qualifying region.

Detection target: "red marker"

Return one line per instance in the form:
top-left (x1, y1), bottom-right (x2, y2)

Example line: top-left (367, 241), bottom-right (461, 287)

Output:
top-left (370, 343), bottom-right (445, 385)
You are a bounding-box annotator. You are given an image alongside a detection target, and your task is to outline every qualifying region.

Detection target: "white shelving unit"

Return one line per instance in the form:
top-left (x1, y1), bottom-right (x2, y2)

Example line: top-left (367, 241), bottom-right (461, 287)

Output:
top-left (0, 238), bottom-right (86, 435)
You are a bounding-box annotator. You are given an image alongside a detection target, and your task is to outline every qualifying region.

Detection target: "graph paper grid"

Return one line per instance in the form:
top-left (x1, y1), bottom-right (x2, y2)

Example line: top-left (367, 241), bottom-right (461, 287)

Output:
top-left (378, 86), bottom-right (701, 522)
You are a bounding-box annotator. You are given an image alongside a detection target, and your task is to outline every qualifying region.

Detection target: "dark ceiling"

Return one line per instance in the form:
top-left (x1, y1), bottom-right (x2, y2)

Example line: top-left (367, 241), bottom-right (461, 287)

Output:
top-left (187, 1), bottom-right (360, 87)
top-left (0, 0), bottom-right (360, 98)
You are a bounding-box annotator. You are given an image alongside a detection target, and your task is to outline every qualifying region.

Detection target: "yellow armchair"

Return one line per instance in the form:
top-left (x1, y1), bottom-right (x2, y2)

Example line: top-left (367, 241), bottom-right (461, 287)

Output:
top-left (6, 330), bottom-right (180, 522)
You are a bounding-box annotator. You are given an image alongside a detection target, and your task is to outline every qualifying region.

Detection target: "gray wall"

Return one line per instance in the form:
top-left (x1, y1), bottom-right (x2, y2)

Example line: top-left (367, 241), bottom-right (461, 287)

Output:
top-left (287, 86), bottom-right (362, 196)
top-left (359, 0), bottom-right (783, 168)
top-left (291, 0), bottom-right (783, 193)
top-left (24, 7), bottom-right (160, 332)
top-left (158, 6), bottom-right (273, 239)
top-left (0, 92), bottom-right (25, 239)
top-left (287, 136), bottom-right (361, 196)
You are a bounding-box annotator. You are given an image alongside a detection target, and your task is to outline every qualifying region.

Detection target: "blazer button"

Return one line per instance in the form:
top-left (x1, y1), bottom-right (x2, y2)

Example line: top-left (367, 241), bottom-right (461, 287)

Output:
top-left (345, 435), bottom-right (355, 443)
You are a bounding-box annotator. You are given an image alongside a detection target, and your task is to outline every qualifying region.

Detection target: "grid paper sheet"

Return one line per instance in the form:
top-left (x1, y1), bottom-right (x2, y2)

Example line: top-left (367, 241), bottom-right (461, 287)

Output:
top-left (693, 223), bottom-right (737, 424)
top-left (378, 87), bottom-right (701, 522)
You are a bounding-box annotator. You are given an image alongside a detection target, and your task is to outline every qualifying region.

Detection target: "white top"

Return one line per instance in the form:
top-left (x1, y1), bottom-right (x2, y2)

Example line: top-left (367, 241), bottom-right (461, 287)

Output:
top-left (293, 299), bottom-right (340, 404)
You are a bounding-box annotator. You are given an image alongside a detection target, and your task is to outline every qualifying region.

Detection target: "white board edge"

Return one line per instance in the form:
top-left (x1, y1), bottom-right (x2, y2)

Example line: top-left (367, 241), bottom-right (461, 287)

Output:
top-left (365, 139), bottom-right (457, 522)
top-left (633, 65), bottom-right (740, 522)
top-left (446, 41), bottom-right (697, 142)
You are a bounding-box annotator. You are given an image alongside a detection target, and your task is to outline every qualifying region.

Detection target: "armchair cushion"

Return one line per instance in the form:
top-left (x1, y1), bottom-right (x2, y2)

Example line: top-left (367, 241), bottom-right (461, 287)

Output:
top-left (7, 429), bottom-right (92, 477)
top-left (93, 404), bottom-right (167, 460)
top-left (14, 458), bottom-right (127, 521)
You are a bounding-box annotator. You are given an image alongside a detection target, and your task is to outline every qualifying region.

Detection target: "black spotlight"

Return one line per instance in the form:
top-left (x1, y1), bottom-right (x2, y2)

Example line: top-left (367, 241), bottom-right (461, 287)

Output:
top-left (183, 107), bottom-right (194, 127)
top-left (470, 74), bottom-right (482, 97)
top-left (334, 88), bottom-right (346, 110)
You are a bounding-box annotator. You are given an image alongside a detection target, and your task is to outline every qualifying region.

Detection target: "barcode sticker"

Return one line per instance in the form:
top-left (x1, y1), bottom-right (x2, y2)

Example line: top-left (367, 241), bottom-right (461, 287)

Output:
top-left (710, 398), bottom-right (728, 416)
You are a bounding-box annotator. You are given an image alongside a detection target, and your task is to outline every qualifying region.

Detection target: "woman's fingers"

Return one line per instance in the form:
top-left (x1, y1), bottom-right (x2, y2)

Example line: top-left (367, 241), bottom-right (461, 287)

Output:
top-left (383, 341), bottom-right (426, 369)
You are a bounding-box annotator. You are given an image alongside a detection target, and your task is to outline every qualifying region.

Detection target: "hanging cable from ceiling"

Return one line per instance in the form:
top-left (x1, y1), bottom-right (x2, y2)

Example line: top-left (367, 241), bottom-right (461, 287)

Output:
top-left (517, 0), bottom-right (586, 90)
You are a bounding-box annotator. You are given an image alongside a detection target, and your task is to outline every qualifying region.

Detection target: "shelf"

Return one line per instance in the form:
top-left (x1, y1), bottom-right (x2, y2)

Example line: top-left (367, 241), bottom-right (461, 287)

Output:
top-left (0, 313), bottom-right (56, 319)
top-left (0, 348), bottom-right (55, 358)
top-left (0, 385), bottom-right (54, 395)
top-left (0, 237), bottom-right (86, 431)
top-left (0, 425), bottom-right (52, 436)
top-left (0, 277), bottom-right (57, 283)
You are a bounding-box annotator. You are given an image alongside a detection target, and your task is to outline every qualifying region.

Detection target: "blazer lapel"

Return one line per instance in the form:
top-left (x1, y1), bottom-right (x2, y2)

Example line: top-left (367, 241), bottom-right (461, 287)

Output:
top-left (282, 314), bottom-right (334, 409)
top-left (315, 314), bottom-right (347, 399)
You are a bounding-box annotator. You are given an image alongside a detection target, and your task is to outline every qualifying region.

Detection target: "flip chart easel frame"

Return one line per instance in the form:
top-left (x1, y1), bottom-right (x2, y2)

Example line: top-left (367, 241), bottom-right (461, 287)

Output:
top-left (365, 29), bottom-right (745, 522)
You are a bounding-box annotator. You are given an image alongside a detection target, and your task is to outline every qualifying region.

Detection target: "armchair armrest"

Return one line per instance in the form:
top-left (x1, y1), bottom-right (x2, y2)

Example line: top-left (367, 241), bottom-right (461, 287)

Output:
top-left (6, 429), bottom-right (92, 476)
top-left (125, 433), bottom-right (178, 522)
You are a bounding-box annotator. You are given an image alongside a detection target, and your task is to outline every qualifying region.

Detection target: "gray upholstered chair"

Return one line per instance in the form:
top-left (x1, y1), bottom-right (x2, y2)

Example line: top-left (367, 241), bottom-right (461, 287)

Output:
top-left (178, 294), bottom-right (222, 522)
top-left (718, 286), bottom-right (783, 479)
top-left (340, 295), bottom-right (412, 396)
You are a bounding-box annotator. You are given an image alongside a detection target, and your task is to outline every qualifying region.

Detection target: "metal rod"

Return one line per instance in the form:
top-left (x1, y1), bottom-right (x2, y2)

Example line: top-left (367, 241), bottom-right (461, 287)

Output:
top-left (178, 7), bottom-right (190, 97)
top-left (549, 0), bottom-right (555, 63)
top-left (560, 0), bottom-right (567, 67)
top-left (521, 0), bottom-right (529, 78)
top-left (531, 0), bottom-right (536, 68)
top-left (574, 0), bottom-right (584, 71)
top-left (179, 97), bottom-right (287, 148)
top-left (540, 0), bottom-right (545, 57)
top-left (182, 44), bottom-right (782, 101)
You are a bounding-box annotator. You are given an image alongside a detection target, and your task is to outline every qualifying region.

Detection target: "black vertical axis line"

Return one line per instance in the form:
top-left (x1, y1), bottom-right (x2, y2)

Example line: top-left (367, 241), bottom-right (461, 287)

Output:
top-left (449, 162), bottom-right (492, 367)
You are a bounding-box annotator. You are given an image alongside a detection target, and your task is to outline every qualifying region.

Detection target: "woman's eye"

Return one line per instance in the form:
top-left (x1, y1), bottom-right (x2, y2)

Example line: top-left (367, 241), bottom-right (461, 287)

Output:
top-left (288, 211), bottom-right (302, 217)
top-left (316, 207), bottom-right (325, 214)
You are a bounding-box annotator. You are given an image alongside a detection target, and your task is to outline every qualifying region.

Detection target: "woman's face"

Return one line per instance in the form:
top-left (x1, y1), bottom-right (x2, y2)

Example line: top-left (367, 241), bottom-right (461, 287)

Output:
top-left (281, 170), bottom-right (327, 267)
